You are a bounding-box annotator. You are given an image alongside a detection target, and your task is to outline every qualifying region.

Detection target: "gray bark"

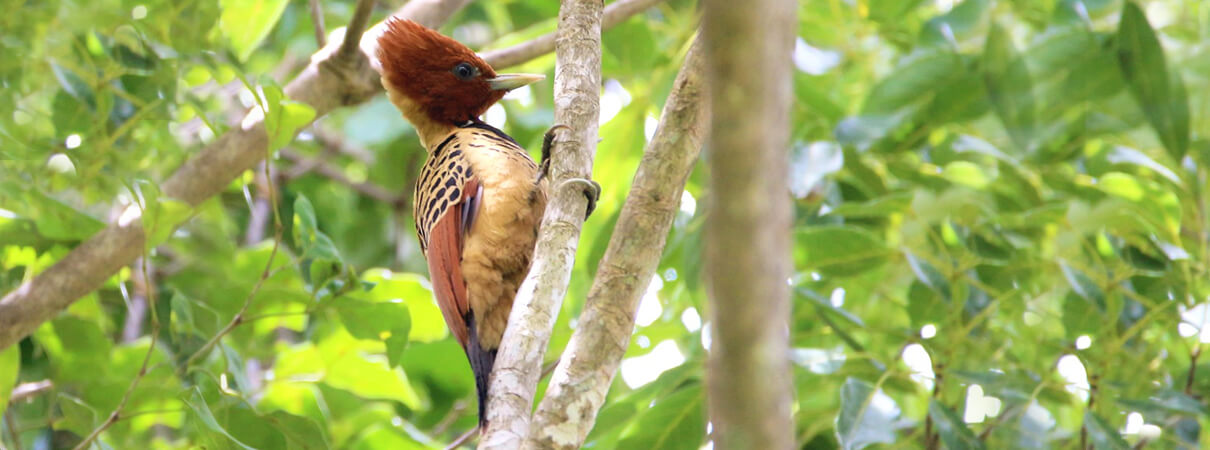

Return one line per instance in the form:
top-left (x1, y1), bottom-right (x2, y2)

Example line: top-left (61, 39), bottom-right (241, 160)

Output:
top-left (477, 0), bottom-right (603, 447)
top-left (523, 38), bottom-right (708, 450)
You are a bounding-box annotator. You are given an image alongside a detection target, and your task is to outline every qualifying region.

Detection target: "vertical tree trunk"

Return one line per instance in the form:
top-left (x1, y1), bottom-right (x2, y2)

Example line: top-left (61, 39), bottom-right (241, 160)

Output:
top-left (701, 0), bottom-right (797, 448)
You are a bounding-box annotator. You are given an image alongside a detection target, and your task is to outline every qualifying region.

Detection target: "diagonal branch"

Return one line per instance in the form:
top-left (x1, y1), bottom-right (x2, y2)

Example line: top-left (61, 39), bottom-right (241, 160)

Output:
top-left (479, 0), bottom-right (668, 69)
top-left (338, 0), bottom-right (377, 59)
top-left (0, 0), bottom-right (472, 351)
top-left (309, 0), bottom-right (327, 47)
top-left (0, 0), bottom-right (667, 354)
top-left (523, 37), bottom-right (707, 450)
top-left (478, 0), bottom-right (603, 447)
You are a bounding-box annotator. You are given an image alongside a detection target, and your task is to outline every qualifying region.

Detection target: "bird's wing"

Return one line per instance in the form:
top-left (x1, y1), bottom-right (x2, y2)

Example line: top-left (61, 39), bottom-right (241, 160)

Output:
top-left (425, 176), bottom-right (482, 351)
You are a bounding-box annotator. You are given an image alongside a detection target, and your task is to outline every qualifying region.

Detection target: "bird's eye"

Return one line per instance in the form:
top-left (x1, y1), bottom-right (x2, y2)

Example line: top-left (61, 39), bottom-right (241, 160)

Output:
top-left (452, 62), bottom-right (477, 80)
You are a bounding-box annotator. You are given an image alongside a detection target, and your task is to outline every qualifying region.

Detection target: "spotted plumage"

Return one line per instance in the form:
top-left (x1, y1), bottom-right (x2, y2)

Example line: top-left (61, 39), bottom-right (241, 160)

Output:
top-left (377, 17), bottom-right (579, 426)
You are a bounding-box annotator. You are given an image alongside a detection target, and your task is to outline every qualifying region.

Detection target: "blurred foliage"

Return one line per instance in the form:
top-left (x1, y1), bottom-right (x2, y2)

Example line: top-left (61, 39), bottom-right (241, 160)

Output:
top-left (1, 0), bottom-right (1209, 448)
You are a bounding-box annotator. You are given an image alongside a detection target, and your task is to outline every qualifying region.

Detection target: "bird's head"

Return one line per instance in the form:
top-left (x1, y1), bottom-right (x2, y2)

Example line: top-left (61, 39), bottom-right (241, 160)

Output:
top-left (377, 18), bottom-right (543, 126)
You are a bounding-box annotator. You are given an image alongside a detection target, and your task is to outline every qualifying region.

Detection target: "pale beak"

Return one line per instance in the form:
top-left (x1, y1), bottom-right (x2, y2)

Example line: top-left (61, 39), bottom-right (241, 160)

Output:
top-left (488, 73), bottom-right (545, 91)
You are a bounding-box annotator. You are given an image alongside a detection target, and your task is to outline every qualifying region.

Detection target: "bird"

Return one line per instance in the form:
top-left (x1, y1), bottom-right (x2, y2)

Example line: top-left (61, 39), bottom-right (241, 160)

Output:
top-left (376, 18), bottom-right (598, 426)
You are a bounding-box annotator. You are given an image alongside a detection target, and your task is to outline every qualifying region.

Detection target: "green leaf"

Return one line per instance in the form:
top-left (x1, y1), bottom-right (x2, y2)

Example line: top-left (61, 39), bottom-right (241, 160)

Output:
top-left (263, 84), bottom-right (317, 152)
top-left (906, 252), bottom-right (950, 301)
top-left (795, 226), bottom-right (890, 277)
top-left (0, 345), bottom-right (19, 418)
top-left (293, 194), bottom-right (341, 261)
top-left (929, 401), bottom-right (986, 450)
top-left (22, 191), bottom-right (105, 241)
top-left (55, 394), bottom-right (99, 437)
top-left (138, 182), bottom-right (193, 248)
top-left (616, 384), bottom-right (706, 450)
top-left (983, 23), bottom-right (1036, 151)
top-left (1116, 2), bottom-right (1189, 159)
top-left (1084, 411), bottom-right (1130, 450)
top-left (219, 0), bottom-right (289, 61)
top-left (334, 298), bottom-right (411, 341)
top-left (836, 377), bottom-right (897, 450)
top-left (361, 269), bottom-right (446, 342)
top-left (1059, 262), bottom-right (1105, 310)
top-left (263, 410), bottom-right (330, 450)
top-left (183, 388), bottom-right (257, 450)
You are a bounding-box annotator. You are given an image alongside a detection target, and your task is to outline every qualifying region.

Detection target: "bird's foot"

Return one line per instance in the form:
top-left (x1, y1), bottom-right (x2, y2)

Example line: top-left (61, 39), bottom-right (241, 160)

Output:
top-left (559, 178), bottom-right (601, 220)
top-left (538, 124), bottom-right (571, 182)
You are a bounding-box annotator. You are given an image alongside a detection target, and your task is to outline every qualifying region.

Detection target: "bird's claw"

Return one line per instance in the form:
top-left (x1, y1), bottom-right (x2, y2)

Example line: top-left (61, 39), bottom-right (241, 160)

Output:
top-left (559, 177), bottom-right (601, 220)
top-left (538, 124), bottom-right (571, 182)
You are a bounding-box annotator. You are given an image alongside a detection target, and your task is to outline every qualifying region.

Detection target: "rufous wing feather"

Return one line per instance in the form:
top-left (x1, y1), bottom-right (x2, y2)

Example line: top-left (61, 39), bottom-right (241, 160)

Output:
top-left (425, 177), bottom-right (482, 351)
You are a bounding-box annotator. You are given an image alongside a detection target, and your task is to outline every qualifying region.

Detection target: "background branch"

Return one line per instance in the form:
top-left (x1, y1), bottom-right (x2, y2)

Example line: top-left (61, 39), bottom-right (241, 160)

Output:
top-left (0, 0), bottom-right (470, 351)
top-left (478, 0), bottom-right (604, 446)
top-left (523, 37), bottom-right (707, 450)
top-left (0, 0), bottom-right (667, 352)
top-left (702, 0), bottom-right (796, 448)
top-left (309, 0), bottom-right (327, 47)
top-left (479, 0), bottom-right (667, 69)
top-left (338, 0), bottom-right (377, 59)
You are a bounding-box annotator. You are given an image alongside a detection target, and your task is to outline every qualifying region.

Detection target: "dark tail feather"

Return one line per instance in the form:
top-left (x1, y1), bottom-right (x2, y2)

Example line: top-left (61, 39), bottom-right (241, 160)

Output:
top-left (465, 314), bottom-right (497, 427)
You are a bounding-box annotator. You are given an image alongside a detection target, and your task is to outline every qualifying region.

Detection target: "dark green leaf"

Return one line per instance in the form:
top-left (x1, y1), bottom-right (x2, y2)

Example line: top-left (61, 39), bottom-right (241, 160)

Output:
top-left (1117, 2), bottom-right (1189, 159)
top-left (1083, 411), bottom-right (1129, 450)
top-left (183, 388), bottom-right (257, 449)
top-left (929, 401), bottom-right (986, 450)
top-left (263, 410), bottom-right (330, 450)
top-left (983, 24), bottom-right (1036, 151)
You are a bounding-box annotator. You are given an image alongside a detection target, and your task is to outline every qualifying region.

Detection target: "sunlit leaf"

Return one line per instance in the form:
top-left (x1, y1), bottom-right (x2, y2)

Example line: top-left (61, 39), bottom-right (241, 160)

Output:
top-left (219, 0), bottom-right (289, 61)
top-left (616, 384), bottom-right (706, 450)
top-left (0, 345), bottom-right (18, 418)
top-left (795, 226), bottom-right (890, 277)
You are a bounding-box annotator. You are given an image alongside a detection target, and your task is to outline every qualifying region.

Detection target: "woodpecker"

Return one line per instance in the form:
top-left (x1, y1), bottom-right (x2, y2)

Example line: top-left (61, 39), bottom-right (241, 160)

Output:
top-left (376, 18), bottom-right (597, 425)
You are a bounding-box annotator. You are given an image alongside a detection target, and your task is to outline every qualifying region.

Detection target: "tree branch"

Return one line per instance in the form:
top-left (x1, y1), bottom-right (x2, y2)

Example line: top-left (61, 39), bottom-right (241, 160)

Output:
top-left (702, 0), bottom-right (796, 448)
top-left (338, 0), bottom-right (377, 59)
top-left (279, 148), bottom-right (400, 203)
top-left (479, 0), bottom-right (668, 69)
top-left (309, 0), bottom-right (327, 47)
top-left (0, 0), bottom-right (662, 354)
top-left (478, 0), bottom-right (603, 447)
top-left (0, 0), bottom-right (471, 351)
top-left (523, 37), bottom-right (707, 450)
top-left (9, 381), bottom-right (53, 403)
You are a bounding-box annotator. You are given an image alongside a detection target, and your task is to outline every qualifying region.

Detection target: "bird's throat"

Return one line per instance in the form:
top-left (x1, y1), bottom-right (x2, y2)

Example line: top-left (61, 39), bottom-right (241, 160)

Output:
top-left (383, 79), bottom-right (458, 150)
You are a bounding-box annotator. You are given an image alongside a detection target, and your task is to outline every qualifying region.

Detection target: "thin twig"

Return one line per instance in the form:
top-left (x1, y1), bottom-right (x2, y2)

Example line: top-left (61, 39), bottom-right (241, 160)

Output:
top-left (8, 381), bottom-right (53, 403)
top-left (338, 0), bottom-right (377, 59)
top-left (313, 128), bottom-right (375, 164)
top-left (309, 0), bottom-right (327, 47)
top-left (244, 161), bottom-right (276, 245)
top-left (480, 0), bottom-right (669, 69)
top-left (182, 160), bottom-right (285, 373)
top-left (1186, 345), bottom-right (1201, 395)
top-left (279, 148), bottom-right (401, 204)
top-left (432, 401), bottom-right (470, 436)
top-left (5, 410), bottom-right (21, 450)
top-left (72, 256), bottom-right (162, 450)
top-left (446, 426), bottom-right (478, 450)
